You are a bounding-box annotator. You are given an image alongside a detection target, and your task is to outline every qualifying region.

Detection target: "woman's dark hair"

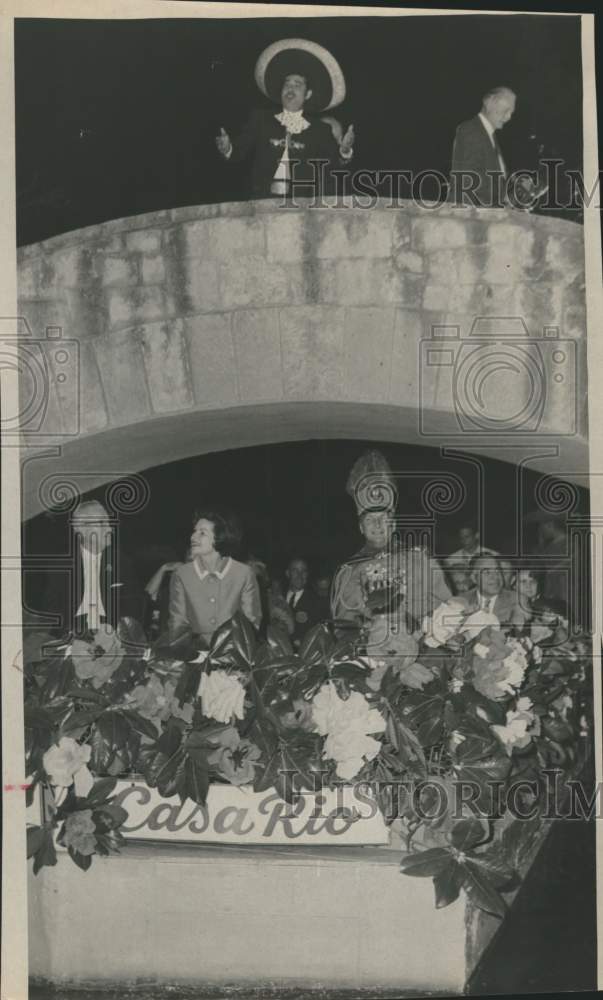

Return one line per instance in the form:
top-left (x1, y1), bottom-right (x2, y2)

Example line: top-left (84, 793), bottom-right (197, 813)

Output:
top-left (192, 509), bottom-right (242, 558)
top-left (514, 565), bottom-right (545, 596)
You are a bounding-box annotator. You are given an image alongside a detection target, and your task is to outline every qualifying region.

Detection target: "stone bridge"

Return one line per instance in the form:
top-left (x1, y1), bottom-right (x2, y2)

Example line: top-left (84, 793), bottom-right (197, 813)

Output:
top-left (16, 199), bottom-right (587, 518)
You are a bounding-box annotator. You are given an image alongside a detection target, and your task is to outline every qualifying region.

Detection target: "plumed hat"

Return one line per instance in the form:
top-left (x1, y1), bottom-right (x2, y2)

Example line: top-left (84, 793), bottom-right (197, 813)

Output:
top-left (346, 450), bottom-right (398, 517)
top-left (255, 38), bottom-right (346, 112)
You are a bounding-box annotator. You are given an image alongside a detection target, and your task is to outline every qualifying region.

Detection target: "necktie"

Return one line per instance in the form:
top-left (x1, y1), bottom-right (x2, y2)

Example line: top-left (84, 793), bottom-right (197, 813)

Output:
top-left (289, 592), bottom-right (297, 609)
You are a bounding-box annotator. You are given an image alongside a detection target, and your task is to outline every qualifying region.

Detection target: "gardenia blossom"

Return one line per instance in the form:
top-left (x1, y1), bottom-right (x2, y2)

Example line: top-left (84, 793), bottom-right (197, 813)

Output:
top-left (311, 682), bottom-right (386, 781)
top-left (491, 697), bottom-right (537, 755)
top-left (199, 669), bottom-right (246, 724)
top-left (43, 737), bottom-right (92, 788)
top-left (472, 640), bottom-right (527, 701)
top-left (70, 628), bottom-right (124, 689)
top-left (422, 600), bottom-right (466, 647)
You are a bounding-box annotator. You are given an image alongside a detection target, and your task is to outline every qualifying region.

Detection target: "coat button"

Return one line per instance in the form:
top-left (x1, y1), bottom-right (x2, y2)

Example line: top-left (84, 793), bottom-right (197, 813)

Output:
top-left (210, 618), bottom-right (216, 625)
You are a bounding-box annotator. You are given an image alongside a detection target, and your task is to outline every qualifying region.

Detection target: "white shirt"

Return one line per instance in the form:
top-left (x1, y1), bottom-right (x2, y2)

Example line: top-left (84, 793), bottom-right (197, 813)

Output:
top-left (478, 112), bottom-right (507, 176)
top-left (76, 546), bottom-right (106, 628)
top-left (477, 592), bottom-right (497, 613)
top-left (286, 589), bottom-right (304, 608)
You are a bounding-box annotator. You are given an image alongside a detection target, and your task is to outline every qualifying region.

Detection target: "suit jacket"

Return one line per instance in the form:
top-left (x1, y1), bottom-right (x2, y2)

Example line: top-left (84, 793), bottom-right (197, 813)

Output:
top-left (228, 108), bottom-right (344, 197)
top-left (39, 537), bottom-right (144, 637)
top-left (458, 587), bottom-right (519, 625)
top-left (449, 115), bottom-right (507, 207)
top-left (169, 557), bottom-right (261, 642)
top-left (331, 545), bottom-right (451, 629)
top-left (286, 587), bottom-right (325, 646)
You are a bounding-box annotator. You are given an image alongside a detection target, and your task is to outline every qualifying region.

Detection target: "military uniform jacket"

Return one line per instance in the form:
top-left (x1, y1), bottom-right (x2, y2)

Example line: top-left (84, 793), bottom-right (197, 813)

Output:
top-left (330, 544), bottom-right (451, 629)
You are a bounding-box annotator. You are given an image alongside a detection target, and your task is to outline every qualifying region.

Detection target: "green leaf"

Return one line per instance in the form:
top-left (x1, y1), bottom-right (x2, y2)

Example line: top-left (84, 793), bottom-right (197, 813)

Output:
top-left (96, 711), bottom-right (131, 749)
top-left (230, 612), bottom-right (258, 670)
top-left (403, 692), bottom-right (446, 746)
top-left (68, 847), bottom-right (93, 871)
top-left (461, 859), bottom-right (507, 918)
top-left (450, 819), bottom-right (488, 852)
top-left (434, 864), bottom-right (463, 908)
top-left (32, 827), bottom-right (58, 875)
top-left (89, 726), bottom-right (112, 773)
top-left (121, 709), bottom-right (161, 741)
top-left (85, 777), bottom-right (118, 806)
top-left (265, 625), bottom-right (294, 657)
top-left (173, 662), bottom-right (202, 707)
top-left (27, 825), bottom-right (47, 858)
top-left (298, 624), bottom-right (333, 667)
top-left (400, 848), bottom-right (452, 877)
top-left (60, 709), bottom-right (102, 737)
top-left (184, 754), bottom-right (210, 806)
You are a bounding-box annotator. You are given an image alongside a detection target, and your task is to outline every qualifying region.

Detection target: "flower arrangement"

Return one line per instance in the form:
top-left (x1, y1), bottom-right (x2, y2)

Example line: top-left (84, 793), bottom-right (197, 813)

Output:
top-left (24, 605), bottom-right (591, 920)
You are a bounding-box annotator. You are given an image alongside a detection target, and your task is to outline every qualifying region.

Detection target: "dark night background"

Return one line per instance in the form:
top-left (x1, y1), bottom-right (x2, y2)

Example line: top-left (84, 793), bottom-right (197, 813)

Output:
top-left (15, 12), bottom-right (583, 245)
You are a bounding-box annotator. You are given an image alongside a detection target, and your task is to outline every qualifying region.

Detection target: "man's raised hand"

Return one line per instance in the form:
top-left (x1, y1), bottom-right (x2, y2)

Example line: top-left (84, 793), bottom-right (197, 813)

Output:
top-left (215, 127), bottom-right (232, 157)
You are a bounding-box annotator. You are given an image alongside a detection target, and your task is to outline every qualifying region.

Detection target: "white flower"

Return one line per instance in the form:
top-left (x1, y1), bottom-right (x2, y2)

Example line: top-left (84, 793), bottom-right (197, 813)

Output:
top-left (492, 698), bottom-right (536, 755)
top-left (449, 677), bottom-right (464, 693)
top-left (501, 646), bottom-right (528, 693)
top-left (474, 642), bottom-right (490, 659)
top-left (311, 683), bottom-right (386, 781)
top-left (552, 692), bottom-right (573, 720)
top-left (449, 730), bottom-right (466, 747)
top-left (532, 645), bottom-right (543, 664)
top-left (422, 600), bottom-right (466, 647)
top-left (199, 670), bottom-right (246, 724)
top-left (43, 737), bottom-right (92, 788)
top-left (459, 610), bottom-right (500, 641)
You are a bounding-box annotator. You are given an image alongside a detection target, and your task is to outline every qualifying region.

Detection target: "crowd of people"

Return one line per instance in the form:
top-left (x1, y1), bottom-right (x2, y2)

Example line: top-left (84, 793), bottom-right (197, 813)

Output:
top-left (33, 486), bottom-right (573, 651)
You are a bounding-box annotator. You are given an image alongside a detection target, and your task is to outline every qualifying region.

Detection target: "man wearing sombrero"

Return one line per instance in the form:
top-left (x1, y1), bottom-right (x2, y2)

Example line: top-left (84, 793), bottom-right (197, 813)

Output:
top-left (215, 38), bottom-right (354, 197)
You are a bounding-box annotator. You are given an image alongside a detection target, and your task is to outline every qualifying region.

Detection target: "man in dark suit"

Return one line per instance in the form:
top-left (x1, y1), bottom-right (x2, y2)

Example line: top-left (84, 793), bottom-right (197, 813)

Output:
top-left (449, 86), bottom-right (516, 207)
top-left (39, 500), bottom-right (144, 637)
top-left (215, 38), bottom-right (354, 198)
top-left (284, 556), bottom-right (324, 648)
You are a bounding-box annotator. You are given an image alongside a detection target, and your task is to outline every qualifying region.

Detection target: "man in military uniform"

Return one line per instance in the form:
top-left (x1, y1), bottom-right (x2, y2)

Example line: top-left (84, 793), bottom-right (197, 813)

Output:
top-left (331, 508), bottom-right (451, 630)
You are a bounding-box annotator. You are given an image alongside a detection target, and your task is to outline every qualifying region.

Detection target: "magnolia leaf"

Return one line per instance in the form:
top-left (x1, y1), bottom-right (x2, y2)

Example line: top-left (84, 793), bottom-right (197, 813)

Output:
top-left (434, 864), bottom-right (464, 908)
top-left (68, 847), bottom-right (94, 871)
top-left (60, 708), bottom-right (102, 738)
top-left (32, 827), bottom-right (58, 875)
top-left (184, 754), bottom-right (210, 806)
top-left (400, 848), bottom-right (452, 877)
top-left (461, 859), bottom-right (507, 918)
top-left (265, 624), bottom-right (294, 657)
top-left (27, 825), bottom-right (47, 858)
top-left (298, 623), bottom-right (332, 667)
top-left (449, 818), bottom-right (488, 852)
top-left (85, 777), bottom-right (118, 806)
top-left (96, 711), bottom-right (131, 750)
top-left (230, 612), bottom-right (258, 671)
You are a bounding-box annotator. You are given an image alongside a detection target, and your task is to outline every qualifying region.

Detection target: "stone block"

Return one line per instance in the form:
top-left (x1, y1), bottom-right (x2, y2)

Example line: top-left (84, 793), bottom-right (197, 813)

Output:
top-left (475, 283), bottom-right (519, 316)
top-left (319, 259), bottom-right (407, 306)
top-left (92, 330), bottom-right (151, 424)
top-left (73, 341), bottom-right (109, 434)
top-left (232, 309), bottom-right (283, 402)
top-left (515, 283), bottom-right (564, 328)
top-left (545, 234), bottom-right (585, 283)
top-left (393, 250), bottom-right (424, 274)
top-left (265, 211), bottom-right (306, 263)
top-left (124, 229), bottom-right (162, 255)
top-left (139, 318), bottom-right (195, 414)
top-left (412, 216), bottom-right (471, 252)
top-left (390, 308), bottom-right (429, 410)
top-left (315, 212), bottom-right (393, 259)
top-left (177, 260), bottom-right (221, 314)
top-left (183, 312), bottom-right (238, 406)
top-left (279, 306), bottom-right (345, 400)
top-left (563, 306), bottom-right (586, 339)
top-left (219, 258), bottom-right (291, 309)
top-left (102, 255), bottom-right (138, 287)
top-left (342, 306), bottom-right (395, 402)
top-left (141, 255), bottom-right (166, 286)
top-left (181, 217), bottom-right (265, 260)
top-left (108, 286), bottom-right (169, 329)
top-left (16, 299), bottom-right (72, 340)
top-left (422, 283), bottom-right (451, 312)
top-left (52, 247), bottom-right (96, 289)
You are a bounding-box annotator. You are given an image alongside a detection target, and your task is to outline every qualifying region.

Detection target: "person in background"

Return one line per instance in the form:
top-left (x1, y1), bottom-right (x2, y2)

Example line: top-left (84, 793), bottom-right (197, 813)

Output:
top-left (145, 552), bottom-right (187, 639)
top-left (449, 86), bottom-right (516, 207)
top-left (447, 561), bottom-right (473, 597)
top-left (168, 510), bottom-right (261, 644)
top-left (533, 514), bottom-right (569, 615)
top-left (248, 554), bottom-right (271, 636)
top-left (313, 569), bottom-right (332, 620)
top-left (285, 556), bottom-right (324, 648)
top-left (446, 525), bottom-right (498, 569)
top-left (267, 578), bottom-right (296, 640)
top-left (499, 558), bottom-right (515, 590)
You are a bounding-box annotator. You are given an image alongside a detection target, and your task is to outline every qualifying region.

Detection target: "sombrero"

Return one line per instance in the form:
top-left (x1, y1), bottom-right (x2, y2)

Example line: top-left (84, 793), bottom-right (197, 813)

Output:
top-left (346, 450), bottom-right (398, 517)
top-left (255, 38), bottom-right (346, 112)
